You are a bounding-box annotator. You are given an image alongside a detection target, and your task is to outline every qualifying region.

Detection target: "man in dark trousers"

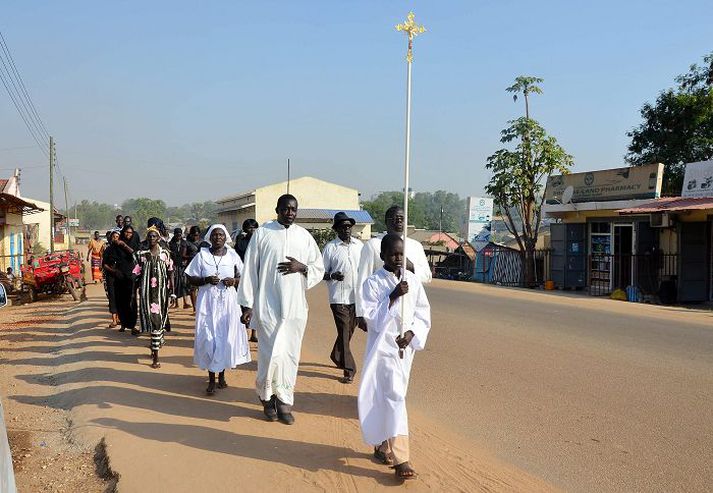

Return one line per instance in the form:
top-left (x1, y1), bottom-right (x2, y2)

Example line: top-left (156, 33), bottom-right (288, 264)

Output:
top-left (322, 212), bottom-right (364, 383)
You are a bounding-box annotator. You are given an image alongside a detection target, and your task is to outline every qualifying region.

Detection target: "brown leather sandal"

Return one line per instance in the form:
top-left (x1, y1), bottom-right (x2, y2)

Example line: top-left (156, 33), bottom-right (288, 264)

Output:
top-left (373, 448), bottom-right (394, 465)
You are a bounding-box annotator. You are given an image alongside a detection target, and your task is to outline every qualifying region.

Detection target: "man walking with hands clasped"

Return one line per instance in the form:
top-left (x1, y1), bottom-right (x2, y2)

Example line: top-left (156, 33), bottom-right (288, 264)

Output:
top-left (322, 212), bottom-right (364, 384)
top-left (237, 194), bottom-right (325, 425)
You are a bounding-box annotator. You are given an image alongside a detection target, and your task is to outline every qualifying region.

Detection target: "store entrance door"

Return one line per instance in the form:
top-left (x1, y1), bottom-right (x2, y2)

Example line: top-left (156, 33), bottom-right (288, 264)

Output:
top-left (613, 224), bottom-right (634, 290)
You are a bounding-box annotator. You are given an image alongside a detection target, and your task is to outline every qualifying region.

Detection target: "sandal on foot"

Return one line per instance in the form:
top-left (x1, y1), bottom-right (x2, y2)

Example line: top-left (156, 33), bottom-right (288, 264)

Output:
top-left (108, 322), bottom-right (117, 328)
top-left (373, 448), bottom-right (394, 465)
top-left (393, 462), bottom-right (417, 481)
top-left (339, 375), bottom-right (354, 384)
top-left (151, 362), bottom-right (161, 369)
top-left (131, 328), bottom-right (140, 336)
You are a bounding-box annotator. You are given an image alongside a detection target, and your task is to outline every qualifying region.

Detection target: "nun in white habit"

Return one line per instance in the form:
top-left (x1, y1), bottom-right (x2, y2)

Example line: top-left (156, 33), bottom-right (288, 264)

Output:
top-left (185, 224), bottom-right (251, 395)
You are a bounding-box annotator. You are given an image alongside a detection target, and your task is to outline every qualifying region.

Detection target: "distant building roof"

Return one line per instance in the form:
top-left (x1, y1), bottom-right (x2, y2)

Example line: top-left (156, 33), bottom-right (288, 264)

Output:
top-left (297, 209), bottom-right (373, 224)
top-left (618, 196), bottom-right (713, 214)
top-left (0, 193), bottom-right (42, 215)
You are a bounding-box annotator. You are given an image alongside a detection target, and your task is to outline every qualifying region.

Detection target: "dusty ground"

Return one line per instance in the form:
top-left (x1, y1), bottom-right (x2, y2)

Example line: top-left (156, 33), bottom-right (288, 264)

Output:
top-left (1, 284), bottom-right (552, 492)
top-left (0, 294), bottom-right (112, 492)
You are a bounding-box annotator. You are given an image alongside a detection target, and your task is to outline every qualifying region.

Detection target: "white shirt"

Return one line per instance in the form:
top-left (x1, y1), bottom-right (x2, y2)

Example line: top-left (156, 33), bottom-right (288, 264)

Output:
top-left (322, 236), bottom-right (363, 305)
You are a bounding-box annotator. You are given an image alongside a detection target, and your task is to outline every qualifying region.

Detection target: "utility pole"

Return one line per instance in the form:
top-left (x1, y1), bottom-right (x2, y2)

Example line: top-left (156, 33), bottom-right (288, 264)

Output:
top-left (49, 136), bottom-right (55, 253)
top-left (63, 176), bottom-right (71, 250)
top-left (287, 158), bottom-right (291, 194)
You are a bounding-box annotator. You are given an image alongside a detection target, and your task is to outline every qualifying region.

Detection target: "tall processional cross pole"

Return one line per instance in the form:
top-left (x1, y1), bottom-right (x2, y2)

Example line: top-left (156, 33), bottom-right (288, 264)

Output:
top-left (395, 12), bottom-right (425, 359)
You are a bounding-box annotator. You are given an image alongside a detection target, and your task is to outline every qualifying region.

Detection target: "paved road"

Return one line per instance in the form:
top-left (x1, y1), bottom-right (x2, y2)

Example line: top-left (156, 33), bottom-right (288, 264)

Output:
top-left (304, 280), bottom-right (713, 492)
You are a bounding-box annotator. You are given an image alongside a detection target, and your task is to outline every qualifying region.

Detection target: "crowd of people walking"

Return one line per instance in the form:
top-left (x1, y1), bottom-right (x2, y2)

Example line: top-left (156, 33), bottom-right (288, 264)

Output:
top-left (92, 195), bottom-right (432, 481)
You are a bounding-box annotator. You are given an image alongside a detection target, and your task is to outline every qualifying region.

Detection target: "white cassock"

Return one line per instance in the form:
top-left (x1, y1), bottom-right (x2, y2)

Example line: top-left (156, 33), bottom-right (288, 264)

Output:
top-left (185, 247), bottom-right (251, 372)
top-left (236, 220), bottom-right (325, 405)
top-left (355, 234), bottom-right (432, 318)
top-left (358, 268), bottom-right (431, 446)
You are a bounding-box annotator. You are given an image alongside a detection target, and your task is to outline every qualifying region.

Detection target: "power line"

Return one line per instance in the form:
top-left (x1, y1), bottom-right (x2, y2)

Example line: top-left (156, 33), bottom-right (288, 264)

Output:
top-left (0, 39), bottom-right (48, 144)
top-left (0, 63), bottom-right (48, 157)
top-left (0, 30), bottom-right (49, 158)
top-left (0, 32), bottom-right (50, 140)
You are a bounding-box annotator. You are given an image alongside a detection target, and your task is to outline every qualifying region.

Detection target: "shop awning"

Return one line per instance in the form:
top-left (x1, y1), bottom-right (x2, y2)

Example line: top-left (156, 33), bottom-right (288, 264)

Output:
top-left (0, 193), bottom-right (43, 215)
top-left (617, 196), bottom-right (713, 214)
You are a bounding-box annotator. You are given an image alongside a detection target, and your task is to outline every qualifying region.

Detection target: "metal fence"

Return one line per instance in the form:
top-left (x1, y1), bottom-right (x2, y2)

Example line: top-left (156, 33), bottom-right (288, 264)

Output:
top-left (474, 247), bottom-right (551, 288)
top-left (587, 253), bottom-right (679, 297)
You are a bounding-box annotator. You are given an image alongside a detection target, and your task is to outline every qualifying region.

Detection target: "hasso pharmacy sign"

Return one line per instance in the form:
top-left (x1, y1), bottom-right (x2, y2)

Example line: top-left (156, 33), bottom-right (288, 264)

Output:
top-left (545, 163), bottom-right (664, 204)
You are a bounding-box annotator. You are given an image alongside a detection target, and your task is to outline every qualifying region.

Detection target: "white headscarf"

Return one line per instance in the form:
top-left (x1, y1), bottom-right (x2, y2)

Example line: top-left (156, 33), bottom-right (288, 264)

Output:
top-left (204, 224), bottom-right (233, 245)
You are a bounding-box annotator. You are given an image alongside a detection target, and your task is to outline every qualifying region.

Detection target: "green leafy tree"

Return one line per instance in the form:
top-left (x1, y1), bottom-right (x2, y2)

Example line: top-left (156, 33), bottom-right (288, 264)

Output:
top-left (309, 228), bottom-right (336, 250)
top-left (486, 77), bottom-right (573, 286)
top-left (627, 52), bottom-right (713, 194)
top-left (121, 198), bottom-right (167, 234)
top-left (70, 200), bottom-right (117, 231)
top-left (362, 191), bottom-right (464, 233)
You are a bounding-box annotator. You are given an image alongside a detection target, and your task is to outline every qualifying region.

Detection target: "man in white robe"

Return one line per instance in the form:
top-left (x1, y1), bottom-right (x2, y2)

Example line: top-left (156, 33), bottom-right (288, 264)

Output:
top-left (358, 234), bottom-right (431, 480)
top-left (355, 205), bottom-right (431, 323)
top-left (237, 194), bottom-right (325, 425)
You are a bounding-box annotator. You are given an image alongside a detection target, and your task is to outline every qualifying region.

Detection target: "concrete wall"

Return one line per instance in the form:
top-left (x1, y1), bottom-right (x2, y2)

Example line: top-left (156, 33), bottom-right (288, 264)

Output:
top-left (21, 197), bottom-right (51, 252)
top-left (254, 177), bottom-right (361, 225)
top-left (0, 211), bottom-right (24, 273)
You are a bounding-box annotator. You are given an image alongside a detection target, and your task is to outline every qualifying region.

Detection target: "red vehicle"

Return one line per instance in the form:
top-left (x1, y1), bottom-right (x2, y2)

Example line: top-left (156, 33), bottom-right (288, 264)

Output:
top-left (21, 250), bottom-right (86, 302)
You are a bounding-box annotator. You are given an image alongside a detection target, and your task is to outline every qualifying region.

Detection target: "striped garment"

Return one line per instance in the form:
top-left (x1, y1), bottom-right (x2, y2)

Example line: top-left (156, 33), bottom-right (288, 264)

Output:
top-left (134, 247), bottom-right (173, 351)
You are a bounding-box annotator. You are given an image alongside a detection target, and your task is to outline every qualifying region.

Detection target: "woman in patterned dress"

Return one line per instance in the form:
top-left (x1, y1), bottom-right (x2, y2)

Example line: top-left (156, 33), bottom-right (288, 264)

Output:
top-left (132, 225), bottom-right (173, 368)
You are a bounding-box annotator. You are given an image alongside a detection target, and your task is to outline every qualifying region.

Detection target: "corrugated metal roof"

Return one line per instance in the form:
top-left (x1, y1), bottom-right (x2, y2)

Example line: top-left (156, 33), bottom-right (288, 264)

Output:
top-left (297, 209), bottom-right (373, 224)
top-left (618, 196), bottom-right (713, 214)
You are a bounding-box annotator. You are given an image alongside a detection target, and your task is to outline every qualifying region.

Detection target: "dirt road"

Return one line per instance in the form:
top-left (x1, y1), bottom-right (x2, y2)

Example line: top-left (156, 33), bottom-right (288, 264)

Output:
top-left (5, 279), bottom-right (711, 492)
top-left (2, 284), bottom-right (551, 492)
top-left (397, 281), bottom-right (713, 492)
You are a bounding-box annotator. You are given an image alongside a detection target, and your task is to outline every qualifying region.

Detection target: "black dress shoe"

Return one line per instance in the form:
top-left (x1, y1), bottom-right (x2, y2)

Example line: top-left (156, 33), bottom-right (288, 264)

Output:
top-left (261, 396), bottom-right (278, 422)
top-left (276, 398), bottom-right (295, 425)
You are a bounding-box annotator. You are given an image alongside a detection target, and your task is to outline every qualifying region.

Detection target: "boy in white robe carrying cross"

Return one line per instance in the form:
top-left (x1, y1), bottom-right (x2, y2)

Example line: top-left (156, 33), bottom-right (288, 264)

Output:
top-left (358, 234), bottom-right (431, 481)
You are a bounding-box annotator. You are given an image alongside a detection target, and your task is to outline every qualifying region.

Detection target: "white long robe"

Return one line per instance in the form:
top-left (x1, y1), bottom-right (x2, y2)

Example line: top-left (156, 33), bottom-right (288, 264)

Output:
top-left (357, 268), bottom-right (431, 446)
top-left (236, 220), bottom-right (325, 405)
top-left (355, 234), bottom-right (432, 317)
top-left (185, 248), bottom-right (251, 372)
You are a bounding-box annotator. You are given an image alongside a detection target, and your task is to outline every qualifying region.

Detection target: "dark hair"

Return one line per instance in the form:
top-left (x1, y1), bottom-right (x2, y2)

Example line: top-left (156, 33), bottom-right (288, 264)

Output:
top-left (188, 225), bottom-right (201, 236)
top-left (116, 214), bottom-right (123, 219)
top-left (147, 217), bottom-right (167, 236)
top-left (381, 233), bottom-right (403, 254)
top-left (120, 224), bottom-right (135, 240)
top-left (276, 194), bottom-right (298, 209)
top-left (385, 205), bottom-right (404, 222)
top-left (173, 227), bottom-right (182, 235)
top-left (242, 219), bottom-right (259, 230)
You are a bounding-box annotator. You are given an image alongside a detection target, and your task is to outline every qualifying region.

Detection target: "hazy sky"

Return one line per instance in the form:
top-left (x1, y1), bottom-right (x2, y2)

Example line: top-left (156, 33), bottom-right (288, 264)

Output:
top-left (1, 1), bottom-right (711, 206)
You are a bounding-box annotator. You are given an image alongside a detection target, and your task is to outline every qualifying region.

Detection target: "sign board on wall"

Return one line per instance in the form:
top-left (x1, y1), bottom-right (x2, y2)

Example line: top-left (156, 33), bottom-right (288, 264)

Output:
top-left (545, 162), bottom-right (664, 204)
top-left (466, 197), bottom-right (493, 251)
top-left (681, 160), bottom-right (713, 198)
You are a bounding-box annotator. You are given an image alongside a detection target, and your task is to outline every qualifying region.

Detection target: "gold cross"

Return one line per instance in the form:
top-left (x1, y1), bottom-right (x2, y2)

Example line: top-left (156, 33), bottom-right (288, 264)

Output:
top-left (395, 12), bottom-right (426, 63)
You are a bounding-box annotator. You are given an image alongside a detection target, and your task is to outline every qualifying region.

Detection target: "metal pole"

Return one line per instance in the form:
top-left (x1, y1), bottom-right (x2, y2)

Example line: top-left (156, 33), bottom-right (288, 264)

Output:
top-left (49, 136), bottom-right (55, 253)
top-left (63, 176), bottom-right (71, 251)
top-left (398, 44), bottom-right (414, 359)
top-left (395, 12), bottom-right (425, 359)
top-left (287, 158), bottom-right (290, 194)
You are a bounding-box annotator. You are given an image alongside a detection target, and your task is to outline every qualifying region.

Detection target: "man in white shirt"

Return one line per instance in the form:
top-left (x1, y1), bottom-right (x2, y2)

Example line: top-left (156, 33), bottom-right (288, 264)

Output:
top-left (322, 212), bottom-right (364, 384)
top-left (355, 205), bottom-right (431, 322)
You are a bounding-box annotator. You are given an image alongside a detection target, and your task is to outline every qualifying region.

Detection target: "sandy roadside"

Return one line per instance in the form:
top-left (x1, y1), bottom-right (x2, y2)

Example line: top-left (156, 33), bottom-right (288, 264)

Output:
top-left (3, 284), bottom-right (556, 492)
top-left (0, 293), bottom-right (110, 492)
